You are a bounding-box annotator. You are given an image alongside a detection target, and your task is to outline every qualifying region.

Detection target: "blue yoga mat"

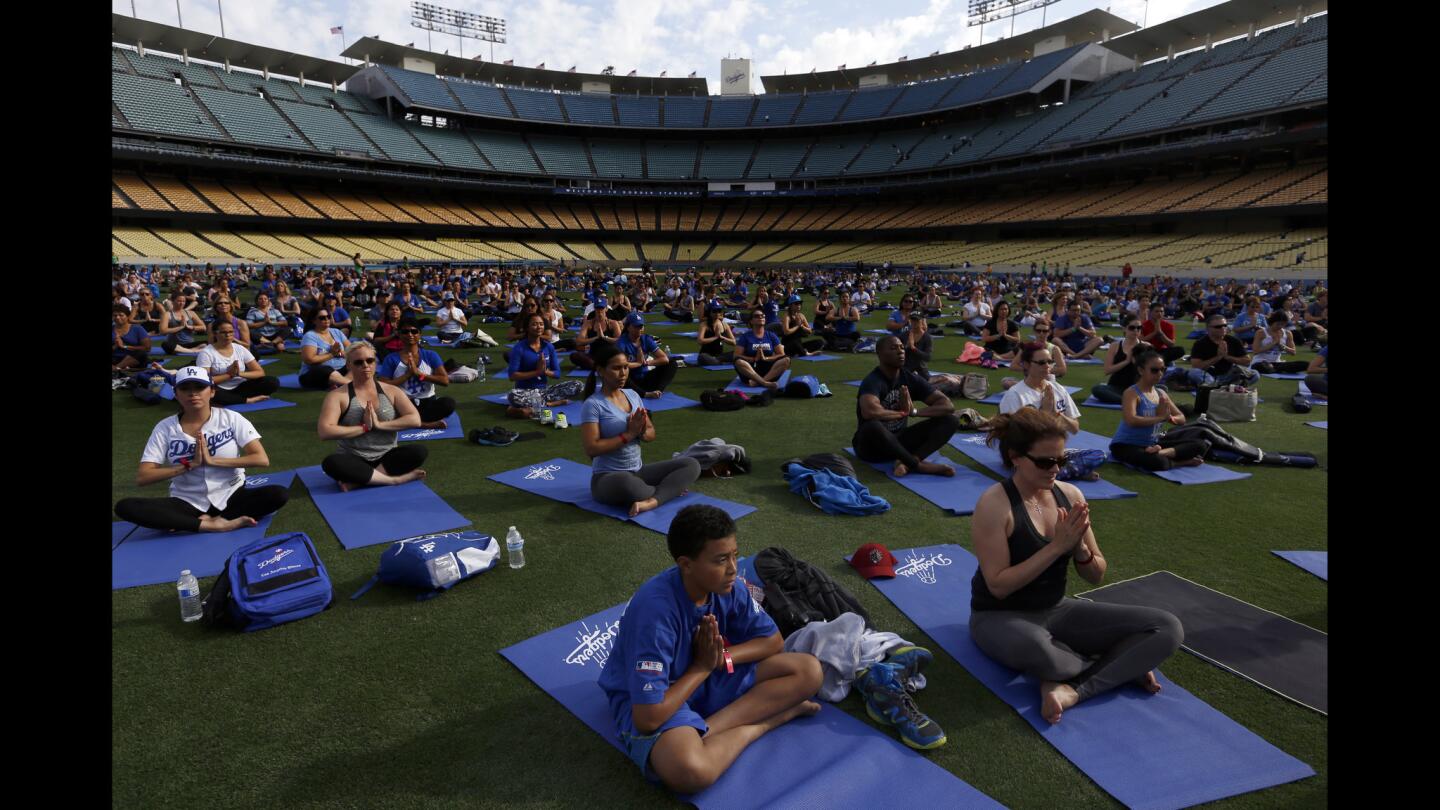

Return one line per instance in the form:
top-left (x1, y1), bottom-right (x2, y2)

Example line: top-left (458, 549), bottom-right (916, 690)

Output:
top-left (295, 465), bottom-right (470, 550)
top-left (860, 544), bottom-right (1315, 809)
top-left (1260, 372), bottom-right (1306, 380)
top-left (149, 345), bottom-right (166, 355)
top-left (111, 470), bottom-right (297, 590)
top-left (976, 385), bottom-right (1082, 406)
top-left (674, 331), bottom-right (698, 338)
top-left (423, 335), bottom-right (465, 347)
top-left (946, 432), bottom-right (1138, 501)
top-left (1296, 382), bottom-right (1327, 406)
top-left (1187, 329), bottom-right (1206, 339)
top-left (646, 320), bottom-right (689, 327)
top-left (794, 354), bottom-right (843, 362)
top-left (499, 603), bottom-right (1000, 809)
top-left (112, 521), bottom-right (136, 550)
top-left (1305, 421), bottom-right (1327, 430)
top-left (398, 412), bottom-right (464, 442)
top-left (258, 358), bottom-right (279, 366)
top-left (223, 398), bottom-right (298, 413)
top-left (1129, 460), bottom-right (1252, 486)
top-left (567, 368), bottom-right (592, 377)
top-left (1273, 550), bottom-right (1327, 581)
top-left (726, 370), bottom-right (791, 395)
top-left (478, 393), bottom-right (585, 424)
top-left (488, 458), bottom-right (755, 535)
top-left (844, 448), bottom-right (993, 516)
top-left (1081, 396), bottom-right (1123, 410)
top-left (1066, 357), bottom-right (1103, 365)
top-left (277, 373), bottom-right (303, 389)
top-left (674, 353), bottom-right (699, 365)
top-left (843, 380), bottom-right (863, 387)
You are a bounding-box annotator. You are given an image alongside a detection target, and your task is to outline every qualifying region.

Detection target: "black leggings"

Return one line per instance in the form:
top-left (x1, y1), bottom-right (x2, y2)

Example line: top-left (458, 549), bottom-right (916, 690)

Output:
top-left (1155, 346), bottom-right (1186, 364)
top-left (627, 362), bottom-right (678, 396)
top-left (416, 396), bottom-right (456, 422)
top-left (162, 336), bottom-right (204, 353)
top-left (822, 333), bottom-right (857, 352)
top-left (1252, 360), bottom-right (1310, 374)
top-left (590, 457), bottom-right (702, 508)
top-left (1110, 439), bottom-right (1209, 472)
top-left (114, 484), bottom-right (290, 532)
top-left (663, 309), bottom-right (694, 322)
top-left (213, 377), bottom-right (281, 406)
top-left (299, 365), bottom-right (342, 390)
top-left (852, 415), bottom-right (960, 469)
top-left (781, 333), bottom-right (826, 357)
top-left (320, 445), bottom-right (429, 486)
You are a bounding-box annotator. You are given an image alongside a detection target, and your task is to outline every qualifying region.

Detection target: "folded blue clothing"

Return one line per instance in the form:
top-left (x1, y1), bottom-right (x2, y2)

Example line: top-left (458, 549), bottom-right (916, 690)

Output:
top-left (784, 463), bottom-right (890, 515)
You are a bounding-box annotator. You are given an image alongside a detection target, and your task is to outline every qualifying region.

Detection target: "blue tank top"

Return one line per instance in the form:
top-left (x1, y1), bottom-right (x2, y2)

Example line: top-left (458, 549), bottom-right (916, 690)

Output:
top-left (1111, 385), bottom-right (1161, 447)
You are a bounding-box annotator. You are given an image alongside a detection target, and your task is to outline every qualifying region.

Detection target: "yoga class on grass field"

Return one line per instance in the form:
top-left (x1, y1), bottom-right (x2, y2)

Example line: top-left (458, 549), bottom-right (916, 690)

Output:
top-left (113, 2), bottom-right (1326, 806)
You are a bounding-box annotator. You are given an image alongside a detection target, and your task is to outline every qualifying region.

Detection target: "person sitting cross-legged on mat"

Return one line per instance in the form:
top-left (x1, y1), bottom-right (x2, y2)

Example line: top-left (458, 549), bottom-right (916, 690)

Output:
top-left (571, 297), bottom-right (623, 372)
top-left (780, 295), bottom-right (826, 357)
top-left (194, 320), bottom-right (280, 407)
top-left (505, 313), bottom-right (580, 418)
top-left (1089, 316), bottom-right (1148, 405)
top-left (113, 304), bottom-right (151, 372)
top-left (377, 319), bottom-right (456, 429)
top-left (695, 301), bottom-right (737, 365)
top-left (1053, 301), bottom-right (1104, 359)
top-left (853, 335), bottom-right (959, 478)
top-left (980, 299), bottom-right (1023, 362)
top-left (1305, 344), bottom-right (1328, 398)
top-left (298, 308), bottom-right (353, 390)
top-left (581, 341), bottom-right (701, 518)
top-left (1185, 315), bottom-right (1252, 388)
top-left (1140, 303), bottom-right (1186, 366)
top-left (114, 366), bottom-right (289, 533)
top-left (1250, 311), bottom-right (1311, 375)
top-left (597, 504), bottom-right (824, 792)
top-left (999, 342), bottom-right (1105, 482)
top-left (1110, 349), bottom-right (1210, 471)
top-left (317, 341), bottom-right (427, 492)
top-left (969, 408), bottom-right (1183, 725)
top-left (618, 312), bottom-right (678, 399)
top-left (733, 309), bottom-right (792, 390)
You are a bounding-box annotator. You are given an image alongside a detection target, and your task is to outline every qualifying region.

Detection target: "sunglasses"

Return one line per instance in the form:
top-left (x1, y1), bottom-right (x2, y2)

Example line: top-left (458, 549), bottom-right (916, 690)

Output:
top-left (1210, 324), bottom-right (1228, 329)
top-left (1033, 328), bottom-right (1050, 334)
top-left (1145, 366), bottom-right (1166, 374)
top-left (1126, 325), bottom-right (1143, 331)
top-left (1029, 358), bottom-right (1055, 365)
top-left (350, 357), bottom-right (377, 366)
top-left (1023, 453), bottom-right (1065, 470)
top-left (315, 315), bottom-right (331, 321)
top-left (400, 328), bottom-right (420, 334)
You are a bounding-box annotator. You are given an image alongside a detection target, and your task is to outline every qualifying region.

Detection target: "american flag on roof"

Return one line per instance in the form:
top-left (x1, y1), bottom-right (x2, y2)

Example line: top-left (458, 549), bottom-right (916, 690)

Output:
top-left (330, 26), bottom-right (343, 34)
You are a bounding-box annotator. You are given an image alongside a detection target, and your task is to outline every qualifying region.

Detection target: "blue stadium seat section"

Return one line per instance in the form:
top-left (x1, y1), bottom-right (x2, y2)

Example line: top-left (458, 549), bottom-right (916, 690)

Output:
top-left (838, 87), bottom-right (902, 121)
top-left (407, 125), bottom-right (494, 171)
top-left (346, 112), bottom-right (441, 165)
top-left (885, 77), bottom-right (962, 117)
top-left (846, 132), bottom-right (929, 174)
top-left (698, 141), bottom-right (757, 179)
top-left (708, 97), bottom-right (755, 128)
top-left (942, 62), bottom-right (1021, 108)
top-left (274, 100), bottom-right (377, 155)
top-left (217, 71), bottom-right (304, 101)
top-left (1294, 14), bottom-right (1327, 44)
top-left (469, 131), bottom-right (542, 173)
top-left (661, 96), bottom-right (707, 127)
top-left (645, 141), bottom-right (698, 179)
top-left (113, 48), bottom-right (135, 73)
top-left (747, 141), bottom-right (811, 179)
top-left (1039, 82), bottom-right (1170, 147)
top-left (616, 96), bottom-right (662, 127)
top-left (792, 92), bottom-right (851, 124)
top-left (379, 65), bottom-right (459, 110)
top-left (588, 139), bottom-right (645, 178)
top-left (752, 94), bottom-right (804, 126)
top-left (798, 136), bottom-right (868, 175)
top-left (985, 44), bottom-right (1086, 99)
top-left (984, 96), bottom-right (1104, 159)
top-left (506, 88), bottom-right (566, 122)
top-left (1154, 50), bottom-right (1208, 82)
top-left (112, 72), bottom-right (227, 141)
top-left (128, 50), bottom-right (226, 88)
top-left (446, 80), bottom-right (515, 118)
top-left (1185, 39), bottom-right (1328, 125)
top-left (1105, 59), bottom-right (1258, 138)
top-left (560, 93), bottom-right (616, 125)
top-left (1288, 71), bottom-right (1326, 105)
top-left (528, 135), bottom-right (593, 176)
top-left (1238, 23), bottom-right (1298, 59)
top-left (192, 86), bottom-right (311, 150)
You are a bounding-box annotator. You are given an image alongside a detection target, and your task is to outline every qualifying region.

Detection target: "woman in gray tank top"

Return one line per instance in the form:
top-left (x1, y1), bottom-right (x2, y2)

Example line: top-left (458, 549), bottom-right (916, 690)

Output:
top-left (968, 408), bottom-right (1183, 725)
top-left (317, 341), bottom-right (428, 491)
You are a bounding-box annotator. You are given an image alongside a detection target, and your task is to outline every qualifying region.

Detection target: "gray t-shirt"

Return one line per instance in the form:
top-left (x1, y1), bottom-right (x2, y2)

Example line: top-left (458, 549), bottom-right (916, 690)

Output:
top-left (581, 389), bottom-right (644, 473)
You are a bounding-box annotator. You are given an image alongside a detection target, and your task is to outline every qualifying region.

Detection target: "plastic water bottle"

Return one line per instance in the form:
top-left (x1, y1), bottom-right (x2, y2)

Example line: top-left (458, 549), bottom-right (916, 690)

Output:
top-left (477, 362), bottom-right (486, 383)
top-left (177, 570), bottom-right (202, 622)
top-left (506, 526), bottom-right (526, 569)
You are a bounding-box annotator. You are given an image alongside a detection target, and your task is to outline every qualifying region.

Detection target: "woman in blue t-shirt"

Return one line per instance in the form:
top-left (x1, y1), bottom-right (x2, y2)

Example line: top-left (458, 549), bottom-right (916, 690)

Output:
top-left (505, 313), bottom-right (580, 417)
top-left (298, 308), bottom-right (352, 390)
top-left (580, 342), bottom-right (700, 517)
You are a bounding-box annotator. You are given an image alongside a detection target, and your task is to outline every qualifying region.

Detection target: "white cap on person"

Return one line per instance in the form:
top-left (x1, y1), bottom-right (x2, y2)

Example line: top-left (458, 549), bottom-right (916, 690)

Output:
top-left (173, 366), bottom-right (213, 387)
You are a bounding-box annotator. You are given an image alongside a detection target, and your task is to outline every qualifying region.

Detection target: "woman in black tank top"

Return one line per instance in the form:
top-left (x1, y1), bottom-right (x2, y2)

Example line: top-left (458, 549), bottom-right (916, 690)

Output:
top-left (967, 409), bottom-right (1183, 725)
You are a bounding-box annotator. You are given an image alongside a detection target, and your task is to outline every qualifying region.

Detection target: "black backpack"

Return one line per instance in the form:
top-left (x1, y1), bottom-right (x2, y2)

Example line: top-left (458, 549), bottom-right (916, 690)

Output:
top-left (700, 389), bottom-right (746, 411)
top-left (753, 547), bottom-right (872, 637)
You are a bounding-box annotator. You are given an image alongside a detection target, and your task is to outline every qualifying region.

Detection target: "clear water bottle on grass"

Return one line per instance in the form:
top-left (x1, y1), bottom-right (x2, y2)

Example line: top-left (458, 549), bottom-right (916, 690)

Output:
top-left (506, 526), bottom-right (526, 570)
top-left (178, 570), bottom-right (202, 622)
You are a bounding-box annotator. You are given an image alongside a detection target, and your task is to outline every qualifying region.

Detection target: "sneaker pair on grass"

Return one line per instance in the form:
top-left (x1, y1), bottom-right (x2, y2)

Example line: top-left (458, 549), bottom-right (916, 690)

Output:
top-left (856, 646), bottom-right (947, 750)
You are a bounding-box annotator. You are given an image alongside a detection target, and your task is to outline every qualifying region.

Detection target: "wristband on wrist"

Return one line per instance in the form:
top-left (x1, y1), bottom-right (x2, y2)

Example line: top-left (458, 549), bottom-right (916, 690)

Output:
top-left (179, 458), bottom-right (192, 471)
top-left (361, 423), bottom-right (371, 434)
top-left (1074, 550), bottom-right (1093, 565)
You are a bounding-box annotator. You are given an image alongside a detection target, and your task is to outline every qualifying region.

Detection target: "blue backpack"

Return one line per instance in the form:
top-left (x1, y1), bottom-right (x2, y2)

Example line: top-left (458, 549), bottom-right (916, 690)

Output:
top-left (201, 533), bottom-right (334, 632)
top-left (350, 531), bottom-right (501, 601)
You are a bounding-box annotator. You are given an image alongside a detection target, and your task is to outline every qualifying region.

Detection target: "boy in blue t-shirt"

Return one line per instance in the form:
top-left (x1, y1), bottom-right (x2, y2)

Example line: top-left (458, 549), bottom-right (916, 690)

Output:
top-left (597, 505), bottom-right (822, 793)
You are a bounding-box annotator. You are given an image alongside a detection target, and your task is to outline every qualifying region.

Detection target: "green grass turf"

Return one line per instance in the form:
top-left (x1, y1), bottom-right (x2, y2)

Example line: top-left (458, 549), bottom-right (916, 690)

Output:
top-left (112, 297), bottom-right (1327, 808)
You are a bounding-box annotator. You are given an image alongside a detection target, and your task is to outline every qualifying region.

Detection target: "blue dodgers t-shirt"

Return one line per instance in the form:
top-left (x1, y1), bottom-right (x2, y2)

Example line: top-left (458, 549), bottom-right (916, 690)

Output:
top-left (376, 348), bottom-right (445, 399)
top-left (581, 389), bottom-right (645, 473)
top-left (598, 566), bottom-right (777, 728)
top-left (736, 329), bottom-right (781, 360)
top-left (506, 340), bottom-right (560, 389)
top-left (115, 324), bottom-right (149, 349)
top-left (617, 333), bottom-right (660, 379)
top-left (301, 328), bottom-right (349, 371)
top-left (856, 366), bottom-right (936, 433)
top-left (1053, 313), bottom-right (1095, 352)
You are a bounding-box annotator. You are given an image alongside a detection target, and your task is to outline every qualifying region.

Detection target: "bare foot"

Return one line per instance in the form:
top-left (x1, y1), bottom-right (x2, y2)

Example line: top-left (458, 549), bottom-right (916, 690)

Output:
top-left (337, 481), bottom-right (355, 493)
top-left (393, 469), bottom-right (427, 485)
top-left (778, 700), bottom-right (822, 723)
top-left (245, 395), bottom-right (271, 404)
top-left (893, 460), bottom-right (910, 477)
top-left (547, 399), bottom-right (571, 406)
top-left (629, 497), bottom-right (660, 517)
top-left (201, 515), bottom-right (258, 532)
top-left (1080, 471), bottom-right (1102, 481)
top-left (507, 406), bottom-right (535, 419)
top-left (1135, 671), bottom-right (1162, 694)
top-left (420, 419), bottom-right (449, 429)
top-left (1040, 681), bottom-right (1080, 724)
top-left (644, 390), bottom-right (663, 399)
top-left (761, 379), bottom-right (779, 390)
top-left (916, 460), bottom-right (956, 477)
top-left (1176, 457), bottom-right (1204, 467)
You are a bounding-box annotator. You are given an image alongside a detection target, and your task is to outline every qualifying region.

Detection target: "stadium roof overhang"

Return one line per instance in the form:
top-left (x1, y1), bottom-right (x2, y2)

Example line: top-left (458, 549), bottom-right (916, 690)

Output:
top-left (1103, 0), bottom-right (1328, 63)
top-left (760, 9), bottom-right (1136, 94)
top-left (340, 37), bottom-right (711, 96)
top-left (111, 13), bottom-right (359, 84)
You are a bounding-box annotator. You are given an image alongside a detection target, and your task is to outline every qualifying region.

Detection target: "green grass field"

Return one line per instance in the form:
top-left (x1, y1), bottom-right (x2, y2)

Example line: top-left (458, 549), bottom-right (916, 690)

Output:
top-left (112, 296), bottom-right (1327, 808)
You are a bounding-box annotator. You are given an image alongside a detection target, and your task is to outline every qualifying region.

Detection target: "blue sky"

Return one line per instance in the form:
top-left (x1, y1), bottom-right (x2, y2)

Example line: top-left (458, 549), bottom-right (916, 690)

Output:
top-left (114, 0), bottom-right (1224, 91)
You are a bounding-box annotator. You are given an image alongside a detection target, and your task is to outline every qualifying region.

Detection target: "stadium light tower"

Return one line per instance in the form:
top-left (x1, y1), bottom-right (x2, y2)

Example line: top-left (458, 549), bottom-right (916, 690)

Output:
top-left (968, 0), bottom-right (1061, 43)
top-left (410, 1), bottom-right (507, 61)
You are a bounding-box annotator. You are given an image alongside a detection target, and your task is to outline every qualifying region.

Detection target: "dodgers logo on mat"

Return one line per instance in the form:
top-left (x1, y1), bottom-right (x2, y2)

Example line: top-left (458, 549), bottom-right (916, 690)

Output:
top-left (565, 619), bottom-right (622, 669)
top-left (245, 476), bottom-right (269, 486)
top-left (895, 552), bottom-right (953, 585)
top-left (958, 434), bottom-right (986, 445)
top-left (526, 463), bottom-right (563, 482)
top-left (401, 428), bottom-right (445, 440)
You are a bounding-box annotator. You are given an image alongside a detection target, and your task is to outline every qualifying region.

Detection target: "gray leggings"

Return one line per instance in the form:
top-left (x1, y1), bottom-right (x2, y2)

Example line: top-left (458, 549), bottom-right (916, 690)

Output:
top-left (590, 457), bottom-right (701, 509)
top-left (969, 597), bottom-right (1183, 701)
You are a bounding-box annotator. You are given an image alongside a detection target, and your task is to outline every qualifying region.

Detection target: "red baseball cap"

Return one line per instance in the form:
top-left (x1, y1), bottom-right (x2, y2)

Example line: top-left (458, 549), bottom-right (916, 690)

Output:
top-left (850, 543), bottom-right (897, 579)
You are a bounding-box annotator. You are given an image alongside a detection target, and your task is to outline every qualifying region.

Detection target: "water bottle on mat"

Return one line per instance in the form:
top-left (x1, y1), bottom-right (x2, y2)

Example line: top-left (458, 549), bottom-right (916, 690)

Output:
top-left (177, 570), bottom-right (202, 622)
top-left (506, 526), bottom-right (526, 570)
